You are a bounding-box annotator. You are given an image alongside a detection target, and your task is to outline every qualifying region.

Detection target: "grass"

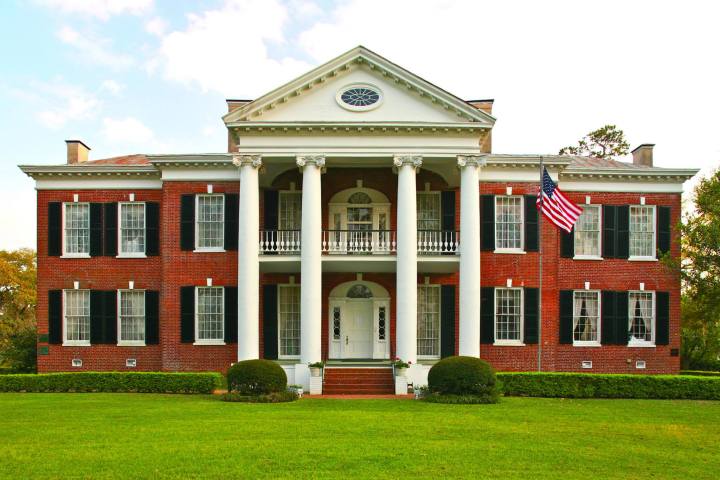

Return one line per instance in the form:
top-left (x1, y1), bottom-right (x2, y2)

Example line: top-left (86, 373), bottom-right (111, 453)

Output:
top-left (1, 395), bottom-right (719, 479)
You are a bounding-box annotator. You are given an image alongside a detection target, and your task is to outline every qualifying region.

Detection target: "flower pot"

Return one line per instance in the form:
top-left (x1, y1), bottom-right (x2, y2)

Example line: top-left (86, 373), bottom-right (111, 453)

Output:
top-left (395, 367), bottom-right (407, 377)
top-left (310, 367), bottom-right (322, 377)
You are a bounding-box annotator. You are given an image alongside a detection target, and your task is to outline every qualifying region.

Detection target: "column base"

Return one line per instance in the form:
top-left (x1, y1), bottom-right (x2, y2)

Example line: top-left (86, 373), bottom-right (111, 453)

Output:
top-left (294, 363), bottom-right (310, 390)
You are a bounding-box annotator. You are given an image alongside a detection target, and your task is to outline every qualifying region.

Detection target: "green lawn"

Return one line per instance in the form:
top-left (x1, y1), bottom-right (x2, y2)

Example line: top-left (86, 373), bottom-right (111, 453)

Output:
top-left (1, 395), bottom-right (718, 479)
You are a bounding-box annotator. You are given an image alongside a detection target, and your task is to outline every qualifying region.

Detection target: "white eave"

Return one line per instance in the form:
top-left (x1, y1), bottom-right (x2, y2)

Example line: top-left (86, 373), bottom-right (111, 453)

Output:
top-left (19, 164), bottom-right (159, 179)
top-left (147, 154), bottom-right (234, 168)
top-left (228, 122), bottom-right (490, 133)
top-left (561, 166), bottom-right (699, 182)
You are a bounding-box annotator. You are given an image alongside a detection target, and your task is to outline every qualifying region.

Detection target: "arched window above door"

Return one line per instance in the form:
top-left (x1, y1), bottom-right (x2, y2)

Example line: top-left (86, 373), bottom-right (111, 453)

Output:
top-left (347, 284), bottom-right (373, 298)
top-left (348, 192), bottom-right (372, 204)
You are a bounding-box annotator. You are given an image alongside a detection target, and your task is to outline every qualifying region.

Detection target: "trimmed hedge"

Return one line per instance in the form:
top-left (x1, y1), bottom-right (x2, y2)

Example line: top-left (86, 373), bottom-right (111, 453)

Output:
top-left (498, 372), bottom-right (720, 400)
top-left (226, 359), bottom-right (287, 395)
top-left (680, 370), bottom-right (720, 377)
top-left (428, 356), bottom-right (500, 403)
top-left (0, 372), bottom-right (221, 393)
top-left (220, 391), bottom-right (298, 403)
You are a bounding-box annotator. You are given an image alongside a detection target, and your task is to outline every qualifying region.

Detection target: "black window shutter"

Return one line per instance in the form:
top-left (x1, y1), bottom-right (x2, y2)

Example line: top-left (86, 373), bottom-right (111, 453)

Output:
top-left (480, 195), bottom-right (495, 251)
top-left (145, 202), bottom-right (160, 256)
top-left (656, 291), bottom-right (670, 345)
top-left (103, 203), bottom-right (117, 256)
top-left (523, 288), bottom-right (539, 344)
top-left (264, 190), bottom-right (279, 231)
top-left (559, 290), bottom-right (573, 344)
top-left (524, 196), bottom-right (539, 252)
top-left (616, 205), bottom-right (630, 259)
top-left (180, 286), bottom-right (195, 343)
top-left (601, 291), bottom-right (616, 345)
top-left (657, 206), bottom-right (671, 256)
top-left (263, 285), bottom-right (278, 359)
top-left (48, 290), bottom-right (62, 344)
top-left (103, 291), bottom-right (117, 344)
top-left (90, 290), bottom-right (104, 344)
top-left (224, 286), bottom-right (238, 343)
top-left (480, 287), bottom-right (495, 344)
top-left (440, 285), bottom-right (456, 357)
top-left (441, 191), bottom-right (456, 231)
top-left (89, 203), bottom-right (103, 257)
top-left (224, 194), bottom-right (239, 251)
top-left (180, 195), bottom-right (195, 251)
top-left (615, 291), bottom-right (629, 345)
top-left (48, 203), bottom-right (62, 256)
top-left (560, 228), bottom-right (574, 258)
top-left (145, 291), bottom-right (159, 345)
top-left (602, 205), bottom-right (617, 258)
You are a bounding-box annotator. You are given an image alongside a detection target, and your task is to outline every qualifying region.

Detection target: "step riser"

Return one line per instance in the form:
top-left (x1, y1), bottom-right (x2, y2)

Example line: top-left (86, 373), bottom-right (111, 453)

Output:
top-left (322, 367), bottom-right (395, 394)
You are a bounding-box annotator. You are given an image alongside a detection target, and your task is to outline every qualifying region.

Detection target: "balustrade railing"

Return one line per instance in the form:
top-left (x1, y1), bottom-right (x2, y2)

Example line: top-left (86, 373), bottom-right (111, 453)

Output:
top-left (417, 230), bottom-right (459, 254)
top-left (259, 230), bottom-right (301, 254)
top-left (322, 230), bottom-right (396, 254)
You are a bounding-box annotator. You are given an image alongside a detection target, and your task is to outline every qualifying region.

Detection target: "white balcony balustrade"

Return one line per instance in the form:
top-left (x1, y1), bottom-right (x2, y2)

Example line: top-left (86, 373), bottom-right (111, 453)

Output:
top-left (417, 230), bottom-right (460, 254)
top-left (322, 230), bottom-right (396, 254)
top-left (260, 230), bottom-right (301, 254)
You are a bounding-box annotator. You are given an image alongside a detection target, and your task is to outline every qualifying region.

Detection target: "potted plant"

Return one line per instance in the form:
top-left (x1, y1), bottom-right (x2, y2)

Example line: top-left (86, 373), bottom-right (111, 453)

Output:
top-left (288, 384), bottom-right (304, 398)
top-left (392, 357), bottom-right (411, 377)
top-left (309, 361), bottom-right (324, 377)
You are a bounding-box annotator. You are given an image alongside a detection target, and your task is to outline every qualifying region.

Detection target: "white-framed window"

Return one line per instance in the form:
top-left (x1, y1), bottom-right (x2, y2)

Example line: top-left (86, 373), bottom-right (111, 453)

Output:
top-left (494, 288), bottom-right (523, 345)
top-left (118, 290), bottom-right (145, 345)
top-left (630, 205), bottom-right (656, 259)
top-left (574, 205), bottom-right (601, 258)
top-left (278, 285), bottom-right (301, 358)
top-left (628, 291), bottom-right (655, 345)
top-left (573, 290), bottom-right (601, 345)
top-left (417, 192), bottom-right (441, 231)
top-left (63, 203), bottom-right (90, 256)
top-left (63, 289), bottom-right (90, 346)
top-left (118, 202), bottom-right (146, 256)
top-left (417, 285), bottom-right (440, 358)
top-left (196, 194), bottom-right (225, 250)
top-left (278, 192), bottom-right (302, 251)
top-left (495, 196), bottom-right (523, 251)
top-left (195, 287), bottom-right (224, 344)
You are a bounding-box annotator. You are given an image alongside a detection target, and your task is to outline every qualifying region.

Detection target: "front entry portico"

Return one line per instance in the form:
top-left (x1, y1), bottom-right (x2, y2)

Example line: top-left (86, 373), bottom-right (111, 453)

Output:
top-left (328, 281), bottom-right (390, 360)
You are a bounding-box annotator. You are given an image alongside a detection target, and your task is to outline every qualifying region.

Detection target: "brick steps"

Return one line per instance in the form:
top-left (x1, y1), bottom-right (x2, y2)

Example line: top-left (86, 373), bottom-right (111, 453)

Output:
top-left (322, 367), bottom-right (394, 395)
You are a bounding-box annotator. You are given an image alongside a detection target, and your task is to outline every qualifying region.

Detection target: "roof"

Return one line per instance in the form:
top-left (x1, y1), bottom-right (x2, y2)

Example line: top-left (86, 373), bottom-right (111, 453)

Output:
top-left (77, 154), bottom-right (150, 166)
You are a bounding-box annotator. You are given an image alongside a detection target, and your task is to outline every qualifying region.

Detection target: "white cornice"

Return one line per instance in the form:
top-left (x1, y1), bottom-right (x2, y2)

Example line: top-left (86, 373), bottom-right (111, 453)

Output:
top-left (226, 122), bottom-right (490, 133)
top-left (19, 165), bottom-right (159, 179)
top-left (561, 166), bottom-right (698, 182)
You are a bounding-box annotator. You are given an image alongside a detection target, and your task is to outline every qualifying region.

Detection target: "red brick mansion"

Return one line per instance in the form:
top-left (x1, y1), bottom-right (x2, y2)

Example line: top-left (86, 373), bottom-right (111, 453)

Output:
top-left (20, 47), bottom-right (697, 392)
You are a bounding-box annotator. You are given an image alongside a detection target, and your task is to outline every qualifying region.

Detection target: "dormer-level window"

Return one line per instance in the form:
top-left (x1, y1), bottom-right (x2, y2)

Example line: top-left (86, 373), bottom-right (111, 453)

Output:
top-left (63, 203), bottom-right (90, 256)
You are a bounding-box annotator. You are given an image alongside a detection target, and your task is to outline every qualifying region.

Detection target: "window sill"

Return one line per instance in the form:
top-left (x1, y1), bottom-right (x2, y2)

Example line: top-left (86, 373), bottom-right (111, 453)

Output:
top-left (493, 341), bottom-right (525, 347)
top-left (117, 341), bottom-right (146, 347)
top-left (116, 254), bottom-right (147, 259)
top-left (279, 356), bottom-right (301, 361)
top-left (573, 341), bottom-right (602, 347)
top-left (417, 356), bottom-right (441, 361)
top-left (573, 255), bottom-right (603, 261)
top-left (627, 341), bottom-right (655, 348)
top-left (493, 249), bottom-right (526, 255)
top-left (193, 341), bottom-right (226, 346)
top-left (628, 257), bottom-right (657, 262)
top-left (63, 342), bottom-right (90, 347)
top-left (193, 248), bottom-right (226, 253)
top-left (61, 254), bottom-right (91, 259)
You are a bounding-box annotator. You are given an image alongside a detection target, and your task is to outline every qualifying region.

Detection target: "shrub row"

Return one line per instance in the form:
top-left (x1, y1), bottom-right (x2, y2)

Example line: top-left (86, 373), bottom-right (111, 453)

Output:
top-left (497, 372), bottom-right (720, 400)
top-left (680, 370), bottom-right (720, 377)
top-left (0, 372), bottom-right (221, 393)
top-left (220, 391), bottom-right (298, 403)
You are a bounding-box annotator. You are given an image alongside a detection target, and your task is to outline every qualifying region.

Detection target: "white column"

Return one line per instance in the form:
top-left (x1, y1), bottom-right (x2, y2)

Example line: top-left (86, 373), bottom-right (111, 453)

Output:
top-left (297, 155), bottom-right (325, 365)
top-left (457, 155), bottom-right (485, 357)
top-left (394, 154), bottom-right (422, 364)
top-left (234, 154), bottom-right (263, 360)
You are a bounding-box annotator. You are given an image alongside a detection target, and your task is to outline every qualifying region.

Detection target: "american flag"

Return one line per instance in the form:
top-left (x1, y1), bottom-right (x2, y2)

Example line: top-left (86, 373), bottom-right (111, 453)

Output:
top-left (536, 167), bottom-right (582, 233)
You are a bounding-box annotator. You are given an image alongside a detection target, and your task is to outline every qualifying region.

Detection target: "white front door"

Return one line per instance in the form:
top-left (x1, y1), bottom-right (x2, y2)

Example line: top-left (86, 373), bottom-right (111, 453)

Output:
top-left (343, 300), bottom-right (373, 358)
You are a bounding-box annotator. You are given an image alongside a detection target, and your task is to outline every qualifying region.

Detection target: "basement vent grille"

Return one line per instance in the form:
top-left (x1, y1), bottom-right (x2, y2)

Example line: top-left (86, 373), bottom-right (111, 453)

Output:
top-left (126, 358), bottom-right (137, 368)
top-left (71, 358), bottom-right (83, 368)
top-left (581, 361), bottom-right (592, 369)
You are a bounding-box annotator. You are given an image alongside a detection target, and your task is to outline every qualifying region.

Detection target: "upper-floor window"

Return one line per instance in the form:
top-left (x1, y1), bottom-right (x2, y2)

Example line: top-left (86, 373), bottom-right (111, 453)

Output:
top-left (196, 286), bottom-right (224, 343)
top-left (574, 205), bottom-right (601, 257)
top-left (196, 195), bottom-right (224, 250)
top-left (278, 192), bottom-right (302, 231)
top-left (278, 285), bottom-right (301, 358)
top-left (629, 291), bottom-right (654, 345)
top-left (64, 289), bottom-right (90, 345)
top-left (495, 196), bottom-right (523, 251)
top-left (119, 203), bottom-right (146, 256)
top-left (495, 287), bottom-right (523, 344)
top-left (573, 290), bottom-right (600, 344)
top-left (417, 285), bottom-right (441, 358)
top-left (63, 203), bottom-right (90, 256)
top-left (417, 192), bottom-right (440, 231)
top-left (629, 206), bottom-right (655, 259)
top-left (118, 290), bottom-right (145, 345)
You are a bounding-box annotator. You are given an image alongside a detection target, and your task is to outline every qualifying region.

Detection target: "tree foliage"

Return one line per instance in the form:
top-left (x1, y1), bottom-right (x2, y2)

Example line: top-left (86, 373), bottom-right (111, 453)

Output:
top-left (0, 249), bottom-right (37, 372)
top-left (559, 125), bottom-right (630, 159)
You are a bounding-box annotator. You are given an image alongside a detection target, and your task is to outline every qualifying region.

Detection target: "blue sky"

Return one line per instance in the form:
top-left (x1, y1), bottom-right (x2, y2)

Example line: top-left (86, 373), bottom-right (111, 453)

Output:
top-left (1, 0), bottom-right (719, 250)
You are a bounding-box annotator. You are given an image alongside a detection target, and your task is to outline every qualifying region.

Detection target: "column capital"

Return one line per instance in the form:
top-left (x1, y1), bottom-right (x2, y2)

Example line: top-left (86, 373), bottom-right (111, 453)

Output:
top-left (232, 154), bottom-right (263, 168)
top-left (296, 155), bottom-right (326, 168)
top-left (457, 155), bottom-right (486, 168)
top-left (393, 154), bottom-right (423, 169)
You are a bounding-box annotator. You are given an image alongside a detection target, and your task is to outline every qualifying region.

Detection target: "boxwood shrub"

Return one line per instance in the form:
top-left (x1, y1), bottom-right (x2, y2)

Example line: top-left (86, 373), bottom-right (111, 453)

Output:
top-left (680, 370), bottom-right (720, 377)
top-left (0, 372), bottom-right (221, 393)
top-left (497, 372), bottom-right (720, 400)
top-left (427, 356), bottom-right (500, 403)
top-left (220, 391), bottom-right (298, 403)
top-left (226, 359), bottom-right (287, 395)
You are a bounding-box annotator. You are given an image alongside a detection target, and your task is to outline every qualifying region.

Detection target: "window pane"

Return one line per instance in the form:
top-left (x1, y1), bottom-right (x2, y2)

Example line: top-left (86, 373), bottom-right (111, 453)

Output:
top-left (279, 286), bottom-right (300, 356)
top-left (574, 205), bottom-right (600, 256)
top-left (197, 287), bottom-right (224, 341)
top-left (417, 193), bottom-right (441, 231)
top-left (197, 196), bottom-right (224, 248)
top-left (278, 192), bottom-right (302, 230)
top-left (573, 291), bottom-right (599, 342)
top-left (64, 290), bottom-right (90, 342)
top-left (629, 292), bottom-right (654, 342)
top-left (630, 206), bottom-right (655, 257)
top-left (64, 204), bottom-right (90, 254)
top-left (495, 288), bottom-right (521, 341)
top-left (120, 203), bottom-right (146, 254)
top-left (495, 197), bottom-right (522, 249)
top-left (417, 285), bottom-right (440, 357)
top-left (120, 290), bottom-right (145, 342)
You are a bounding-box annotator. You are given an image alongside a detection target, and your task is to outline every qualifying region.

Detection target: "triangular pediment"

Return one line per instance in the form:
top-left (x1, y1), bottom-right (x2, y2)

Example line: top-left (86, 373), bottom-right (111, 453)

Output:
top-left (223, 46), bottom-right (495, 127)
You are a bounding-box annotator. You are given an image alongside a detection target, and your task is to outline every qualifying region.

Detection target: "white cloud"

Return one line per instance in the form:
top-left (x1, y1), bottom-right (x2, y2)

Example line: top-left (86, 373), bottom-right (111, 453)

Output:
top-left (145, 16), bottom-right (168, 36)
top-left (101, 116), bottom-right (155, 144)
top-left (57, 26), bottom-right (134, 69)
top-left (151, 0), bottom-right (311, 96)
top-left (35, 0), bottom-right (153, 20)
top-left (35, 82), bottom-right (101, 129)
top-left (100, 79), bottom-right (125, 95)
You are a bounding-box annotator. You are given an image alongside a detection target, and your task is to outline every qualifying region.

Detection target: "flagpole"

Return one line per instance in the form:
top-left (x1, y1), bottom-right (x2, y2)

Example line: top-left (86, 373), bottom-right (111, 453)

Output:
top-left (537, 158), bottom-right (543, 372)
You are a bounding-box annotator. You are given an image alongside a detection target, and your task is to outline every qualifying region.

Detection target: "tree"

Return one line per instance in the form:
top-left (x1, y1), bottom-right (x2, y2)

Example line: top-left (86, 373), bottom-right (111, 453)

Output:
top-left (0, 249), bottom-right (36, 372)
top-left (559, 125), bottom-right (630, 159)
